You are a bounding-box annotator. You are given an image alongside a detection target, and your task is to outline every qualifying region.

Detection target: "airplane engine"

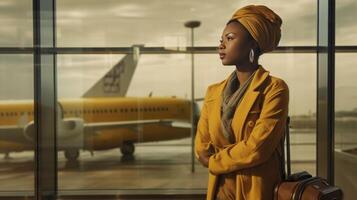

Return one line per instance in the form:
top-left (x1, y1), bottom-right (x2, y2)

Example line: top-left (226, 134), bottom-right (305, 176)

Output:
top-left (57, 118), bottom-right (84, 150)
top-left (23, 121), bottom-right (35, 142)
top-left (22, 118), bottom-right (84, 151)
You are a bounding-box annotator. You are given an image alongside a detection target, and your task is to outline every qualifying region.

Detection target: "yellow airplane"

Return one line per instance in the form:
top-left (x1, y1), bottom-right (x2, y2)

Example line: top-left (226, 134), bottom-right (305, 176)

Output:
top-left (0, 46), bottom-right (200, 161)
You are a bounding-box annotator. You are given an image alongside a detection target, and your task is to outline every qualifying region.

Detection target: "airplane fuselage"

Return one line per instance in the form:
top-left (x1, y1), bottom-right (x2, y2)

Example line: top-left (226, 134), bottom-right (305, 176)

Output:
top-left (0, 96), bottom-right (196, 153)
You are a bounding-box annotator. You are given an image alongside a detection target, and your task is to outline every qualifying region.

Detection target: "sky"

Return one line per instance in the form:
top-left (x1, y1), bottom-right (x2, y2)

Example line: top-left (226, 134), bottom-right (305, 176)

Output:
top-left (0, 0), bottom-right (356, 115)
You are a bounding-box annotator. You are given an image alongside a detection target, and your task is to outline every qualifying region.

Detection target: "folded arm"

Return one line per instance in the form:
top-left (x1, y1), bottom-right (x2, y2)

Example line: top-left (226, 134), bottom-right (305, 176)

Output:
top-left (194, 86), bottom-right (214, 167)
top-left (208, 81), bottom-right (289, 175)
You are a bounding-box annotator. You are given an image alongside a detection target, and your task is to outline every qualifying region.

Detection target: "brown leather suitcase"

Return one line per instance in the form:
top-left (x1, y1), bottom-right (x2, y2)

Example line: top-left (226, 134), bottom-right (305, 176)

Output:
top-left (273, 116), bottom-right (343, 200)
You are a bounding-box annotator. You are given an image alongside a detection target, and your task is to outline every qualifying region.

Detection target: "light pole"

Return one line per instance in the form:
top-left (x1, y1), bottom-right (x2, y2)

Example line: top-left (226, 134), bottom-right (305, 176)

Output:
top-left (184, 20), bottom-right (201, 173)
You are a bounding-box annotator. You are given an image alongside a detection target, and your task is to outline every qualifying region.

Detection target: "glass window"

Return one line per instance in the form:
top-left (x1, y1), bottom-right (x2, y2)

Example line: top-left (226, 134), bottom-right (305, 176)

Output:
top-left (336, 1), bottom-right (357, 45)
top-left (335, 2), bottom-right (357, 197)
top-left (57, 54), bottom-right (210, 191)
top-left (335, 53), bottom-right (357, 199)
top-left (0, 55), bottom-right (34, 193)
top-left (56, 0), bottom-right (316, 47)
top-left (0, 0), bottom-right (33, 47)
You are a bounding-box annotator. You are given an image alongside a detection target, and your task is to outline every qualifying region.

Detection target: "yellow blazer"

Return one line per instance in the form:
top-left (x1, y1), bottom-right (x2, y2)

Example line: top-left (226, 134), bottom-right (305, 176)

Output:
top-left (195, 65), bottom-right (289, 200)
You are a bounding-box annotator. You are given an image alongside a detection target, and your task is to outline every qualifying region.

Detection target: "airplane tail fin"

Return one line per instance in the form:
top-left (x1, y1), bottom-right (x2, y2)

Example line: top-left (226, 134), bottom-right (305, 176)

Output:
top-left (82, 45), bottom-right (142, 98)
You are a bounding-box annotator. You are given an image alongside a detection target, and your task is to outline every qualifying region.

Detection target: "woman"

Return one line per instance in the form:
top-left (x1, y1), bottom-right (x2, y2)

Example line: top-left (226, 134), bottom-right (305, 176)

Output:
top-left (194, 5), bottom-right (289, 200)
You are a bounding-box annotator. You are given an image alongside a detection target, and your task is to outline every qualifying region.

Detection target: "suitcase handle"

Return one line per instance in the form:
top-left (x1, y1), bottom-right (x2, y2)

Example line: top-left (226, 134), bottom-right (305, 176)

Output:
top-left (277, 116), bottom-right (291, 179)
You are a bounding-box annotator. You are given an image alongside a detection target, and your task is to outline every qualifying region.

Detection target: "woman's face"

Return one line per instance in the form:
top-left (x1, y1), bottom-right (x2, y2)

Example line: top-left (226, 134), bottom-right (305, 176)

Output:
top-left (218, 21), bottom-right (254, 66)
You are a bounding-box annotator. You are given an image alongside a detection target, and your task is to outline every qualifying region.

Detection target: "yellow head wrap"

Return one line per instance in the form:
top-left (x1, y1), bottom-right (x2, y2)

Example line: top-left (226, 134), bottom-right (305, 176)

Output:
top-left (229, 5), bottom-right (282, 54)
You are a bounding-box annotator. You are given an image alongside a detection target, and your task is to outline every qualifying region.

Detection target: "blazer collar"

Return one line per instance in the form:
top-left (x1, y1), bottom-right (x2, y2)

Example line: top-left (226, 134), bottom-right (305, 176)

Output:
top-left (219, 64), bottom-right (270, 93)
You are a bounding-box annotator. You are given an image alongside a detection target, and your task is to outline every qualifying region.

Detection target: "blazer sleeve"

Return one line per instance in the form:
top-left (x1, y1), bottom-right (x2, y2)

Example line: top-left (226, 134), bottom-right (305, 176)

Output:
top-left (208, 80), bottom-right (289, 175)
top-left (194, 86), bottom-right (213, 161)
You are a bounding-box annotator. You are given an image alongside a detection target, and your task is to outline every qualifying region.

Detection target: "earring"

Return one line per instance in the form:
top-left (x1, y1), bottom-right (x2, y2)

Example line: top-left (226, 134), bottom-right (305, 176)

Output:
top-left (249, 49), bottom-right (254, 63)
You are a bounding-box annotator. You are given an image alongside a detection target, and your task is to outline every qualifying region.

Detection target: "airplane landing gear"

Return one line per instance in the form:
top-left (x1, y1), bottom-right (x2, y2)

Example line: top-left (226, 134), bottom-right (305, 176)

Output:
top-left (64, 149), bottom-right (80, 162)
top-left (120, 141), bottom-right (135, 156)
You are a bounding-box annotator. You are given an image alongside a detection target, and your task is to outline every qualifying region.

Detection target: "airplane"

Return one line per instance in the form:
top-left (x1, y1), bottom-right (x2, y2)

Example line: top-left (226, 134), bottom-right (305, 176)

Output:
top-left (0, 45), bottom-right (201, 162)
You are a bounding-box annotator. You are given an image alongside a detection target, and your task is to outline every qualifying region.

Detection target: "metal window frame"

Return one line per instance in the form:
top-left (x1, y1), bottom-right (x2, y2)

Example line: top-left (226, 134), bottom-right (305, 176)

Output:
top-left (317, 0), bottom-right (335, 184)
top-left (1, 46), bottom-right (357, 54)
top-left (33, 0), bottom-right (58, 199)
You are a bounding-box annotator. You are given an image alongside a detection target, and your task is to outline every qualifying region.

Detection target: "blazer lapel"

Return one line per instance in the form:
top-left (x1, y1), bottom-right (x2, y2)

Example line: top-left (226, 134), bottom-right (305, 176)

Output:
top-left (231, 65), bottom-right (270, 141)
top-left (209, 65), bottom-right (270, 146)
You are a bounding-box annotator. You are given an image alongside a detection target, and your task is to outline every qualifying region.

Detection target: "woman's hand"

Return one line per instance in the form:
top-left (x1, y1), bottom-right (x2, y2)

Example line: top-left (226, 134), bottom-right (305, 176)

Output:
top-left (198, 144), bottom-right (216, 168)
top-left (198, 150), bottom-right (211, 167)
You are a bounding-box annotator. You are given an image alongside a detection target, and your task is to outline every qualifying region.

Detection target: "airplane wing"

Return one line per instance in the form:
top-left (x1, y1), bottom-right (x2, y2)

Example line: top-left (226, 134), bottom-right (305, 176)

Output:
top-left (0, 119), bottom-right (192, 143)
top-left (84, 119), bottom-right (192, 133)
top-left (0, 126), bottom-right (29, 144)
